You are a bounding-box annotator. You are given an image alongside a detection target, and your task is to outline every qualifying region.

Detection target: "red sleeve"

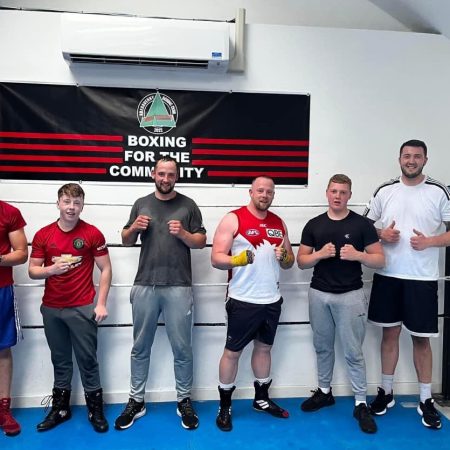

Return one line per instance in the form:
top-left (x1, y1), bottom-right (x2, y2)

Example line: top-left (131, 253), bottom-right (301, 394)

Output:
top-left (31, 229), bottom-right (47, 259)
top-left (7, 204), bottom-right (26, 233)
top-left (90, 226), bottom-right (109, 257)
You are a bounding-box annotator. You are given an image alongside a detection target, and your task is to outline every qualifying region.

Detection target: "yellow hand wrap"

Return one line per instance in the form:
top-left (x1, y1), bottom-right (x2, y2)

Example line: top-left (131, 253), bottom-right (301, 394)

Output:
top-left (280, 248), bottom-right (294, 265)
top-left (231, 250), bottom-right (254, 267)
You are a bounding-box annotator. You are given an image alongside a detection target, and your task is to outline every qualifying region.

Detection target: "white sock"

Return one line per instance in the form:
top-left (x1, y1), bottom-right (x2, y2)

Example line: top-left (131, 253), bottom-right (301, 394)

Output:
top-left (319, 386), bottom-right (330, 394)
top-left (255, 377), bottom-right (271, 385)
top-left (219, 382), bottom-right (235, 390)
top-left (381, 373), bottom-right (394, 394)
top-left (355, 400), bottom-right (367, 406)
top-left (419, 383), bottom-right (432, 403)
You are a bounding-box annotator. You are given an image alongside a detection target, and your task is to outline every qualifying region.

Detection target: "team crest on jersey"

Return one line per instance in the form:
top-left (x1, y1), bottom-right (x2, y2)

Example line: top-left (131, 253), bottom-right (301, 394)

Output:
top-left (266, 228), bottom-right (283, 238)
top-left (246, 229), bottom-right (260, 236)
top-left (73, 238), bottom-right (85, 250)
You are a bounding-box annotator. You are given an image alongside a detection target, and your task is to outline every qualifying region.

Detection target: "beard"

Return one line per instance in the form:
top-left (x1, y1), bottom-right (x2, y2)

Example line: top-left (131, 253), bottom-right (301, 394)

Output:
top-left (401, 165), bottom-right (423, 179)
top-left (155, 181), bottom-right (175, 194)
top-left (254, 200), bottom-right (272, 211)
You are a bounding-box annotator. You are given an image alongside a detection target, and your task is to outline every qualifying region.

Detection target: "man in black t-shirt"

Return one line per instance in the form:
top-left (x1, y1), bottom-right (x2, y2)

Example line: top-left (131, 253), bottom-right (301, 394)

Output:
top-left (297, 174), bottom-right (384, 434)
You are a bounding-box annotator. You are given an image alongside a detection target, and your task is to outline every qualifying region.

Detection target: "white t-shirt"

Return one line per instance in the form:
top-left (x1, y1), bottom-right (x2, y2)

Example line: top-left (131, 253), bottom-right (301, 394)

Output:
top-left (364, 175), bottom-right (450, 280)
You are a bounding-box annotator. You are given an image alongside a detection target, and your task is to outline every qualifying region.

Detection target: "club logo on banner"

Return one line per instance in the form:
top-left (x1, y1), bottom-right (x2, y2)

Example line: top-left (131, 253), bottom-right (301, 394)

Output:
top-left (137, 92), bottom-right (178, 135)
top-left (0, 83), bottom-right (310, 186)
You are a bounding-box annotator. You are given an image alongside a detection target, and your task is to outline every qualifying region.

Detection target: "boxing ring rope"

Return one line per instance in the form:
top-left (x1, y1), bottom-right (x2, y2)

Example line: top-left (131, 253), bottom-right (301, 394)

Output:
top-left (15, 275), bottom-right (450, 330)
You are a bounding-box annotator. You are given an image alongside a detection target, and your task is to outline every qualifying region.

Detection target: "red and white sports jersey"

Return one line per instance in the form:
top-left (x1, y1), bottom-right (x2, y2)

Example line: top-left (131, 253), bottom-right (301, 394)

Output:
top-left (228, 206), bottom-right (285, 304)
top-left (31, 220), bottom-right (108, 308)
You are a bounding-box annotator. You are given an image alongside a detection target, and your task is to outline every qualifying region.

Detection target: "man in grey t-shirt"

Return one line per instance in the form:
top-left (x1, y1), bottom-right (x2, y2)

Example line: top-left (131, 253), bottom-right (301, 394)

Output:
top-left (114, 156), bottom-right (206, 431)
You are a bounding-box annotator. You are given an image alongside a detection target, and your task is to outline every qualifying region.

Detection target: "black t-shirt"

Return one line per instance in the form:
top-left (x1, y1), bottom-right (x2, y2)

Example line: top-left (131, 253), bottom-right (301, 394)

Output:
top-left (300, 210), bottom-right (379, 293)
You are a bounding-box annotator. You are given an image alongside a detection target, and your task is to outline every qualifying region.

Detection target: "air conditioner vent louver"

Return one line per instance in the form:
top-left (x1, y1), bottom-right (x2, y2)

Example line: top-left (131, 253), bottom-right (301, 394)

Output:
top-left (67, 54), bottom-right (210, 69)
top-left (61, 14), bottom-right (230, 73)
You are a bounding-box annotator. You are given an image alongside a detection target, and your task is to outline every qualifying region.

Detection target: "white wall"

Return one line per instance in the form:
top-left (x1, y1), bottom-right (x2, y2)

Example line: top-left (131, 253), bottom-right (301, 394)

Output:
top-left (0, 0), bottom-right (410, 30)
top-left (2, 10), bottom-right (450, 406)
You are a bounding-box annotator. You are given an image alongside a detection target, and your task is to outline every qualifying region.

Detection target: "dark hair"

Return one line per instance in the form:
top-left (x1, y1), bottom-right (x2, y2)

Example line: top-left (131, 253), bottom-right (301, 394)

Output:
top-left (327, 174), bottom-right (352, 190)
top-left (155, 156), bottom-right (179, 171)
top-left (58, 183), bottom-right (85, 199)
top-left (400, 139), bottom-right (427, 157)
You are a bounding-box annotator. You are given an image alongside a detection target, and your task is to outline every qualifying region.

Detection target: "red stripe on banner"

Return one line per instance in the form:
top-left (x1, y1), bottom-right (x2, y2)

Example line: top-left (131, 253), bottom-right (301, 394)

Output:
top-left (0, 166), bottom-right (107, 174)
top-left (192, 160), bottom-right (308, 167)
top-left (0, 155), bottom-right (123, 163)
top-left (0, 132), bottom-right (123, 141)
top-left (208, 171), bottom-right (308, 178)
top-left (192, 149), bottom-right (308, 157)
top-left (0, 143), bottom-right (123, 152)
top-left (192, 138), bottom-right (309, 146)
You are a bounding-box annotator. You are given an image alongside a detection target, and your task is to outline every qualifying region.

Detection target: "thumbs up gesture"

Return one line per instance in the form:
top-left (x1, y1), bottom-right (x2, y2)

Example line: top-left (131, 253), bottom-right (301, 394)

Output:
top-left (410, 229), bottom-right (429, 251)
top-left (380, 220), bottom-right (400, 243)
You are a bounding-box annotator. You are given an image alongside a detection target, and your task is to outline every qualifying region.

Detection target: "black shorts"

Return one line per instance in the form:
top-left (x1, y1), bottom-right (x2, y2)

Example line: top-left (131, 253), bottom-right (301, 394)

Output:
top-left (368, 273), bottom-right (438, 337)
top-left (224, 297), bottom-right (283, 352)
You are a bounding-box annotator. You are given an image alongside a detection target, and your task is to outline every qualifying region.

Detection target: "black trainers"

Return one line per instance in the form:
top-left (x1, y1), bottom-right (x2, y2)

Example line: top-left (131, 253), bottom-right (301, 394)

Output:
top-left (253, 398), bottom-right (289, 418)
top-left (301, 388), bottom-right (335, 412)
top-left (369, 387), bottom-right (395, 415)
top-left (417, 398), bottom-right (442, 429)
top-left (177, 398), bottom-right (199, 430)
top-left (353, 403), bottom-right (377, 434)
top-left (114, 398), bottom-right (146, 430)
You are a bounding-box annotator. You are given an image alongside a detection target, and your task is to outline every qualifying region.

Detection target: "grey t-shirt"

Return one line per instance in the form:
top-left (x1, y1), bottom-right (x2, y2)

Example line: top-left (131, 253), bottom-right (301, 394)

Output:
top-left (124, 192), bottom-right (206, 286)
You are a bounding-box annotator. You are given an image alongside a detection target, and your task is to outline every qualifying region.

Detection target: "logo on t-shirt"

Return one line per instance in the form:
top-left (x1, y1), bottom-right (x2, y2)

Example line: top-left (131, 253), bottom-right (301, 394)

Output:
top-left (266, 229), bottom-right (283, 238)
top-left (73, 238), bottom-right (85, 250)
top-left (246, 229), bottom-right (260, 236)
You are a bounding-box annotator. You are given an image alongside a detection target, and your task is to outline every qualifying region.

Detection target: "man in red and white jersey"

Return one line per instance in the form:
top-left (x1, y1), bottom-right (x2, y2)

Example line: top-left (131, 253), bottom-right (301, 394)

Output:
top-left (0, 201), bottom-right (27, 437)
top-left (29, 183), bottom-right (112, 433)
top-left (211, 175), bottom-right (294, 431)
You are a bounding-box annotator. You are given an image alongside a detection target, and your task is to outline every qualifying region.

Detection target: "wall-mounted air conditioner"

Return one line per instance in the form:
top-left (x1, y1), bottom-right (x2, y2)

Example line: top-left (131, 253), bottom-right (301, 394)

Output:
top-left (61, 13), bottom-right (232, 73)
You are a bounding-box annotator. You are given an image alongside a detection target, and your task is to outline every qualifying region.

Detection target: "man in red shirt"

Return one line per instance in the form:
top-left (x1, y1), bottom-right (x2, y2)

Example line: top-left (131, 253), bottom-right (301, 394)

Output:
top-left (29, 183), bottom-right (112, 433)
top-left (211, 176), bottom-right (294, 431)
top-left (0, 201), bottom-right (27, 437)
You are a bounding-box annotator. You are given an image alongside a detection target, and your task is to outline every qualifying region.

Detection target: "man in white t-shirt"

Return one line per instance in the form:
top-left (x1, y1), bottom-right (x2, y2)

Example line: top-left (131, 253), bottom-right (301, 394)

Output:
top-left (364, 139), bottom-right (450, 430)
